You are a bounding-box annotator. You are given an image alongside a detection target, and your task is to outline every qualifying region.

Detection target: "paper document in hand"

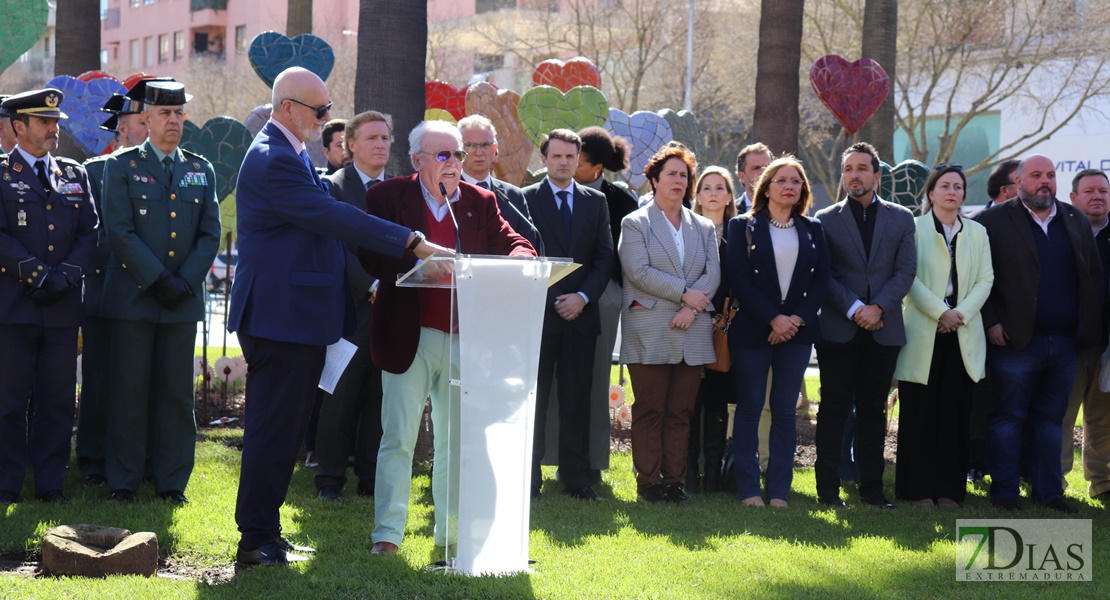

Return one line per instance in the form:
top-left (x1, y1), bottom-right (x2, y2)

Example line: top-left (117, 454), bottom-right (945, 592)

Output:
top-left (318, 337), bottom-right (358, 393)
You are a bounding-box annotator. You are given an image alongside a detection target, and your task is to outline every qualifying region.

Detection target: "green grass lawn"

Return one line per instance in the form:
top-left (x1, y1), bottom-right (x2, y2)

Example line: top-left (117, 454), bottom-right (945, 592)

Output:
top-left (2, 426), bottom-right (1107, 599)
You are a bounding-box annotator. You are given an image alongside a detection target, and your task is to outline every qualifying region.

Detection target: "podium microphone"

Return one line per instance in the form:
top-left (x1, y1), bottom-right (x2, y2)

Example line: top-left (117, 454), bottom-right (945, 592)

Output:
top-left (494, 188), bottom-right (545, 258)
top-left (439, 182), bottom-right (464, 254)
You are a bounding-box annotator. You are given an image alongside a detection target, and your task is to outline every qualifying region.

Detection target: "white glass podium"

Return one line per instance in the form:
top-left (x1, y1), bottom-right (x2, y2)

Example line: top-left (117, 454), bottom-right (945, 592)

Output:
top-left (396, 255), bottom-right (577, 576)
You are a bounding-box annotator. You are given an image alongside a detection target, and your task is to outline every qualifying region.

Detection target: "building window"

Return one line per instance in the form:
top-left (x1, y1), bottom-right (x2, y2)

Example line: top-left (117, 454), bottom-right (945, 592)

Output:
top-left (235, 25), bottom-right (247, 56)
top-left (131, 0), bottom-right (140, 7)
top-left (174, 31), bottom-right (185, 61)
top-left (474, 53), bottom-right (505, 73)
top-left (158, 34), bottom-right (170, 64)
top-left (130, 39), bottom-right (140, 67)
top-left (144, 0), bottom-right (155, 5)
top-left (476, 0), bottom-right (515, 14)
top-left (144, 36), bottom-right (155, 67)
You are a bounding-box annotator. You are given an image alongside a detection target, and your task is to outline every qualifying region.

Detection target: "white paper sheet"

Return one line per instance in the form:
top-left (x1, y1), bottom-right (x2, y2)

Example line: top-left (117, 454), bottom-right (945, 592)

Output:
top-left (318, 337), bottom-right (357, 394)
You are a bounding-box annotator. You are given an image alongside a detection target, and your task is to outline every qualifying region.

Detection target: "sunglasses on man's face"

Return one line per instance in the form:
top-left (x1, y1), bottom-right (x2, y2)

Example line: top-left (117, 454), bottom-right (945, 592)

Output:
top-left (423, 150), bottom-right (468, 163)
top-left (287, 98), bottom-right (333, 120)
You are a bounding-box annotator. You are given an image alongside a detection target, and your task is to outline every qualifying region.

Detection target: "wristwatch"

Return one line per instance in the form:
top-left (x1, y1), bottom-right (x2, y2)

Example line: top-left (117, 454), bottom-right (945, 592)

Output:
top-left (406, 230), bottom-right (425, 253)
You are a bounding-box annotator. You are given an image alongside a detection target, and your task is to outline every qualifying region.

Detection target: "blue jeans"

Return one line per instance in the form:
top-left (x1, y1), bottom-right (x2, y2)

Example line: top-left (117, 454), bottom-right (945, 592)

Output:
top-left (732, 343), bottom-right (812, 500)
top-left (987, 335), bottom-right (1078, 503)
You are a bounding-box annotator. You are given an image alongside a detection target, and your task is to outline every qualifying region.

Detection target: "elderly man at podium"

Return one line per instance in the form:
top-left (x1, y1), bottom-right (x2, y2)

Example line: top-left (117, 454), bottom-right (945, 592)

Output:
top-left (359, 120), bottom-right (535, 555)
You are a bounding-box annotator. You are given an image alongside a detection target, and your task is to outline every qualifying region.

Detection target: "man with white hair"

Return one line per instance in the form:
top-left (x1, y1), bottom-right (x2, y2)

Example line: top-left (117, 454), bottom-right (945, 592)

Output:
top-left (229, 68), bottom-right (450, 566)
top-left (359, 119), bottom-right (536, 555)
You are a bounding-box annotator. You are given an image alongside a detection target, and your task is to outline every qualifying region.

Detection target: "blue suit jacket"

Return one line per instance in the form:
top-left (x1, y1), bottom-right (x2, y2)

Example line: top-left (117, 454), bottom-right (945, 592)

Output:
top-left (726, 212), bottom-right (830, 347)
top-left (229, 121), bottom-right (411, 345)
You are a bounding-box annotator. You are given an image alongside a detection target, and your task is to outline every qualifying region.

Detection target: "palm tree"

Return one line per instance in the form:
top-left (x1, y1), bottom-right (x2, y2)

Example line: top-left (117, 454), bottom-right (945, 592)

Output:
top-left (752, 0), bottom-right (804, 155)
top-left (356, 0), bottom-right (426, 176)
top-left (287, 0), bottom-right (313, 37)
top-left (53, 0), bottom-right (102, 160)
top-left (858, 0), bottom-right (897, 161)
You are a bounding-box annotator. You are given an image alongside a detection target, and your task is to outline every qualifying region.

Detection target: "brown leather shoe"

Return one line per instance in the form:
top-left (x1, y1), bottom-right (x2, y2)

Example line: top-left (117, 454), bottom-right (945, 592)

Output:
top-left (371, 541), bottom-right (399, 555)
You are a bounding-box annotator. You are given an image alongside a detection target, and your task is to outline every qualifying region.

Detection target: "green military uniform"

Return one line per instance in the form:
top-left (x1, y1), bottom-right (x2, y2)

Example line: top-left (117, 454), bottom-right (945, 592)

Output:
top-left (100, 139), bottom-right (220, 495)
top-left (75, 152), bottom-right (112, 482)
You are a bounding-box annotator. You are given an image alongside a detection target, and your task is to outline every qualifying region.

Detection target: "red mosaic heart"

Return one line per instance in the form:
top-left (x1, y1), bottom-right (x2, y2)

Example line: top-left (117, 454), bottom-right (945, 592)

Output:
top-left (532, 56), bottom-right (602, 92)
top-left (426, 80), bottom-right (467, 122)
top-left (77, 70), bottom-right (120, 83)
top-left (809, 55), bottom-right (889, 136)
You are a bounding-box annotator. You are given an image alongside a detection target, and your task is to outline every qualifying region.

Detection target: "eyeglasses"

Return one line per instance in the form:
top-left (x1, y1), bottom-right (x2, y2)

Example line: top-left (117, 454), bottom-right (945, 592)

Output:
top-left (286, 98), bottom-right (333, 120)
top-left (933, 163), bottom-right (963, 171)
top-left (422, 150), bottom-right (468, 163)
top-left (463, 142), bottom-right (494, 151)
top-left (771, 177), bottom-right (803, 187)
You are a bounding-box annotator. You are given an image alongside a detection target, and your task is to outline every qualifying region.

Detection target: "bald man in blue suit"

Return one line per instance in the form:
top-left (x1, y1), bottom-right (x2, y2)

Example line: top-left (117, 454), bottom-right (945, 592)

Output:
top-left (229, 67), bottom-right (450, 566)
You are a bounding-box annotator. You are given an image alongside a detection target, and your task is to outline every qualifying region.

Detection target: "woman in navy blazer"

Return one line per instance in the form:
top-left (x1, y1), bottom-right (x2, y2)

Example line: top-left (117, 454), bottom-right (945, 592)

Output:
top-left (727, 156), bottom-right (831, 507)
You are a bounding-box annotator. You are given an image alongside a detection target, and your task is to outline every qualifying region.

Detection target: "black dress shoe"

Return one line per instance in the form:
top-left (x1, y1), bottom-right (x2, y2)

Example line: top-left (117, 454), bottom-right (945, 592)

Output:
top-left (818, 496), bottom-right (846, 507)
top-left (992, 498), bottom-right (1020, 511)
top-left (0, 490), bottom-right (20, 504)
top-left (1041, 498), bottom-right (1078, 514)
top-left (356, 483), bottom-right (375, 497)
top-left (236, 541), bottom-right (310, 566)
top-left (317, 486), bottom-right (341, 500)
top-left (109, 489), bottom-right (135, 503)
top-left (157, 490), bottom-right (189, 504)
top-left (861, 495), bottom-right (896, 509)
top-left (566, 485), bottom-right (601, 501)
top-left (664, 484), bottom-right (691, 506)
top-left (84, 474), bottom-right (106, 487)
top-left (36, 490), bottom-right (70, 504)
top-left (967, 468), bottom-right (985, 483)
top-left (638, 484), bottom-right (666, 505)
top-left (277, 537), bottom-right (316, 554)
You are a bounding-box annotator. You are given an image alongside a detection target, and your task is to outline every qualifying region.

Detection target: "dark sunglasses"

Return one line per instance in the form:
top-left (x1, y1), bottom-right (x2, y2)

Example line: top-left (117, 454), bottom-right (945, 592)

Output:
top-left (287, 98), bottom-right (333, 120)
top-left (933, 163), bottom-right (963, 171)
top-left (422, 150), bottom-right (468, 163)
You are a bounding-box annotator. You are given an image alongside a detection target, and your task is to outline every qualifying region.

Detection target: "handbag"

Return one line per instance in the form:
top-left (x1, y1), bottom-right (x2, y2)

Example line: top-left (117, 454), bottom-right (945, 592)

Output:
top-left (705, 296), bottom-right (737, 373)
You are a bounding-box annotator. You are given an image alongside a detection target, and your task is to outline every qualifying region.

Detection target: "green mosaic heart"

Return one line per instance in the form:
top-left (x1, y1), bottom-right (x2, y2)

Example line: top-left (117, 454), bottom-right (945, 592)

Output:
top-left (517, 85), bottom-right (609, 147)
top-left (0, 0), bottom-right (49, 73)
top-left (880, 160), bottom-right (930, 215)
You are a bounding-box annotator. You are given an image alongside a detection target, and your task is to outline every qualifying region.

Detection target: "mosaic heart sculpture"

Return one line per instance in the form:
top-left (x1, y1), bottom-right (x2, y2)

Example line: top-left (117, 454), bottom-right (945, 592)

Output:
top-left (248, 31), bottom-right (335, 88)
top-left (178, 116), bottom-right (253, 202)
top-left (532, 56), bottom-right (602, 92)
top-left (426, 80), bottom-right (467, 122)
top-left (0, 0), bottom-right (49, 73)
top-left (517, 85), bottom-right (609, 148)
top-left (465, 82), bottom-right (534, 187)
top-left (878, 160), bottom-right (930, 214)
top-left (605, 108), bottom-right (673, 189)
top-left (424, 108), bottom-right (457, 125)
top-left (658, 109), bottom-right (705, 162)
top-left (241, 103), bottom-right (325, 166)
top-left (76, 70), bottom-right (120, 83)
top-left (46, 75), bottom-right (127, 156)
top-left (809, 55), bottom-right (889, 136)
top-left (122, 72), bottom-right (158, 90)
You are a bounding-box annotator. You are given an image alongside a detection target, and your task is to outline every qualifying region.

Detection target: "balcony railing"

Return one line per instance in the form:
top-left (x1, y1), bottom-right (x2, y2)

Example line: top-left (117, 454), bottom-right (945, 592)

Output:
top-left (191, 0), bottom-right (228, 12)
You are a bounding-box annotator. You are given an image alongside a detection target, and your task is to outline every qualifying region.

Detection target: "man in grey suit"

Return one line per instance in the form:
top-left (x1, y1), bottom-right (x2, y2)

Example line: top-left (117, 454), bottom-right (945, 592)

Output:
top-left (457, 115), bottom-right (539, 248)
top-left (313, 110), bottom-right (393, 500)
top-left (813, 142), bottom-right (916, 509)
top-left (522, 129), bottom-right (614, 500)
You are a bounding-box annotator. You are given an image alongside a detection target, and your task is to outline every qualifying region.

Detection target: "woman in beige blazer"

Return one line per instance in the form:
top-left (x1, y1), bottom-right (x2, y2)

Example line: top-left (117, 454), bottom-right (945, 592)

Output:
top-left (619, 144), bottom-right (720, 505)
top-left (893, 165), bottom-right (994, 508)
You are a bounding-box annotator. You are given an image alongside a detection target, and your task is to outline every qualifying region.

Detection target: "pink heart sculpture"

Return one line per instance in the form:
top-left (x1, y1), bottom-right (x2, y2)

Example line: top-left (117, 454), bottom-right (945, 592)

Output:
top-left (426, 80), bottom-right (468, 122)
top-left (809, 55), bottom-right (889, 136)
top-left (532, 57), bottom-right (602, 92)
top-left (465, 82), bottom-right (534, 187)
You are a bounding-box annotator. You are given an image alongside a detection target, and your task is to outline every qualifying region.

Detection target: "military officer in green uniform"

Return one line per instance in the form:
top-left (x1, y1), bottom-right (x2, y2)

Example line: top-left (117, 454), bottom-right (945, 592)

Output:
top-left (100, 80), bottom-right (220, 503)
top-left (76, 78), bottom-right (160, 488)
top-left (0, 88), bottom-right (97, 504)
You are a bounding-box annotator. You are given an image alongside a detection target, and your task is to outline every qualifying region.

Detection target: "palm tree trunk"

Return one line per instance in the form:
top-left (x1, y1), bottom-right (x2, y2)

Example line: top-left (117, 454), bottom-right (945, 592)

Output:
top-left (752, 0), bottom-right (804, 155)
top-left (287, 0), bottom-right (313, 37)
top-left (54, 0), bottom-right (102, 160)
top-left (356, 0), bottom-right (426, 176)
top-left (858, 0), bottom-right (897, 161)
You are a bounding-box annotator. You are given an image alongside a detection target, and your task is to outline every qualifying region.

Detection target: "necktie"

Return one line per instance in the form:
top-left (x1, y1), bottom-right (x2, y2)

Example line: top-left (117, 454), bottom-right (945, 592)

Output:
top-left (557, 190), bottom-right (572, 239)
top-left (300, 150), bottom-right (315, 174)
top-left (163, 156), bottom-right (174, 178)
top-left (35, 160), bottom-right (50, 190)
top-left (366, 178), bottom-right (379, 191)
top-left (476, 181), bottom-right (490, 190)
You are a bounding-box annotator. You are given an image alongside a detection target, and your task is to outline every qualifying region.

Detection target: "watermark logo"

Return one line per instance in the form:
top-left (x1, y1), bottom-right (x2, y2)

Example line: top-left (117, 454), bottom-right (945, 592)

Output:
top-left (956, 519), bottom-right (1091, 582)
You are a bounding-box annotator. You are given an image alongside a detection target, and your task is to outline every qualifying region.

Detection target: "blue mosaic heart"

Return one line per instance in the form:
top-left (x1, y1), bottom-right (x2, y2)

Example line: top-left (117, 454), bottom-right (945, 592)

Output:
top-left (178, 116), bottom-right (253, 202)
top-left (604, 108), bottom-right (673, 190)
top-left (247, 31), bottom-right (335, 88)
top-left (46, 75), bottom-right (126, 156)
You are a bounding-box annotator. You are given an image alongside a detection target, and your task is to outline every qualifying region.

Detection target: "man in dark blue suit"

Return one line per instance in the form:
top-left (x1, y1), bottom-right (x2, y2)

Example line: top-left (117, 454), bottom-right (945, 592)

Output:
top-left (522, 129), bottom-right (613, 501)
top-left (0, 88), bottom-right (97, 505)
top-left (229, 67), bottom-right (449, 566)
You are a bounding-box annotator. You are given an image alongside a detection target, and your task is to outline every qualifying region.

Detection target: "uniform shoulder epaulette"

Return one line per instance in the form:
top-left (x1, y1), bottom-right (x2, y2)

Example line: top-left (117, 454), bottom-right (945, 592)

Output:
top-left (56, 156), bottom-right (85, 167)
top-left (181, 148), bottom-right (209, 162)
top-left (83, 153), bottom-right (112, 167)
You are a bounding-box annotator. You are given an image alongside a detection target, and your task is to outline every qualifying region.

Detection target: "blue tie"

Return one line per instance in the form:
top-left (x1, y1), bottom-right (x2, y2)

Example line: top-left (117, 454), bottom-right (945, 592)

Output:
top-left (300, 150), bottom-right (315, 173)
top-left (557, 190), bottom-right (572, 239)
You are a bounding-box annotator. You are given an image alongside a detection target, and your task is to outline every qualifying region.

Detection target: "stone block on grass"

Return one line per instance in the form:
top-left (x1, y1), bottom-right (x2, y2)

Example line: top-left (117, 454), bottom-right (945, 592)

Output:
top-left (42, 524), bottom-right (158, 578)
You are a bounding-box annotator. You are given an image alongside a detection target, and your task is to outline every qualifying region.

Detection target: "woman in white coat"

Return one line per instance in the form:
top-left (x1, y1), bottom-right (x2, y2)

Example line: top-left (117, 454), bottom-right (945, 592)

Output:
top-left (894, 164), bottom-right (994, 508)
